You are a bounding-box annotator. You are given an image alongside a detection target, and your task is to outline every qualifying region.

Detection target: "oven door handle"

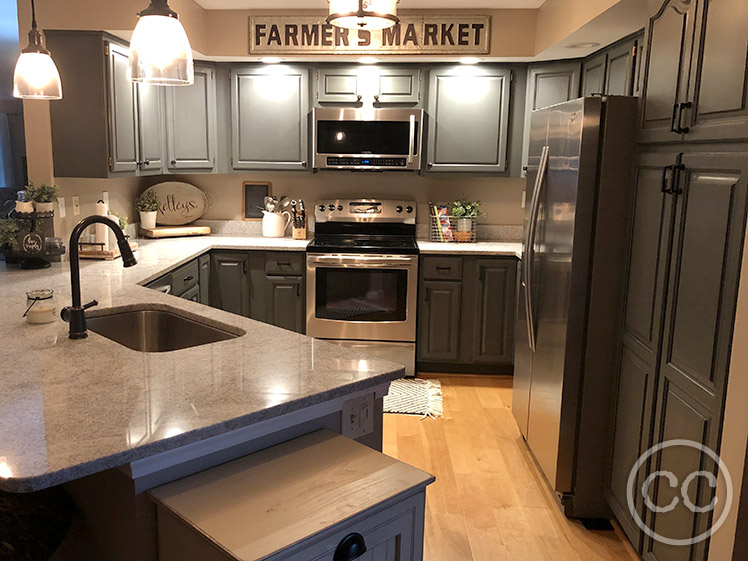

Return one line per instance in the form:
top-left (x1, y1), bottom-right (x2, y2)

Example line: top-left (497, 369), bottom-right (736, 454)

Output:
top-left (308, 255), bottom-right (416, 267)
top-left (408, 114), bottom-right (415, 164)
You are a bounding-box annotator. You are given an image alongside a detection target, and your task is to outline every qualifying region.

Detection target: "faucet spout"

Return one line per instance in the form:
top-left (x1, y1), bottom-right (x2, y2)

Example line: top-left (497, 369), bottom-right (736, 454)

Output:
top-left (63, 215), bottom-right (138, 339)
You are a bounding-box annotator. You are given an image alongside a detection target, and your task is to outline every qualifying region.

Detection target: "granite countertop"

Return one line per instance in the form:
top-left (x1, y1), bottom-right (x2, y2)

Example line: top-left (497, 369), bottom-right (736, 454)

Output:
top-left (0, 236), bottom-right (403, 493)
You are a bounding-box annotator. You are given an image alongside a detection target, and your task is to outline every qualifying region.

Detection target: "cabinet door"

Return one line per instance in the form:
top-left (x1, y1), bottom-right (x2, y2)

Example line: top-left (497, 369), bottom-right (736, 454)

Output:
top-left (521, 62), bottom-right (581, 173)
top-left (417, 280), bottom-right (462, 362)
top-left (639, 0), bottom-right (697, 143)
top-left (469, 259), bottom-right (517, 365)
top-left (106, 42), bottom-right (138, 173)
top-left (165, 63), bottom-right (217, 171)
top-left (265, 276), bottom-right (305, 334)
top-left (606, 152), bottom-right (679, 549)
top-left (426, 66), bottom-right (511, 173)
top-left (198, 253), bottom-right (210, 306)
top-left (605, 40), bottom-right (638, 96)
top-left (136, 83), bottom-right (165, 174)
top-left (210, 252), bottom-right (250, 317)
top-left (682, 0), bottom-right (748, 142)
top-left (582, 53), bottom-right (607, 97)
top-left (375, 68), bottom-right (420, 104)
top-left (316, 68), bottom-right (361, 103)
top-left (643, 152), bottom-right (748, 561)
top-left (232, 65), bottom-right (309, 170)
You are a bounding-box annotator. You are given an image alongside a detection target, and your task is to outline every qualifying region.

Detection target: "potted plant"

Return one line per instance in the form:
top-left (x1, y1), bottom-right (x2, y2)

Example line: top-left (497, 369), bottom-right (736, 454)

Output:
top-left (0, 219), bottom-right (21, 261)
top-left (136, 191), bottom-right (160, 230)
top-left (451, 198), bottom-right (483, 241)
top-left (26, 182), bottom-right (59, 215)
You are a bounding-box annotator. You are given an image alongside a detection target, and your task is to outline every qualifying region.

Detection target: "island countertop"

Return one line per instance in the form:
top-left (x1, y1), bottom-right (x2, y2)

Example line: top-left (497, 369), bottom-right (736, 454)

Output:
top-left (0, 236), bottom-right (405, 493)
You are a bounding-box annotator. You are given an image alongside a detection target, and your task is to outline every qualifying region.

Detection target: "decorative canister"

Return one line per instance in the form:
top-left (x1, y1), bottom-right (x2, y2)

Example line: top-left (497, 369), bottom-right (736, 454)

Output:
top-left (25, 289), bottom-right (57, 324)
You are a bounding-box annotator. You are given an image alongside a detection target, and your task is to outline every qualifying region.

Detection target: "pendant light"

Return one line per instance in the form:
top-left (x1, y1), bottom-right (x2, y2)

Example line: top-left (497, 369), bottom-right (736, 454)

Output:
top-left (129, 0), bottom-right (194, 86)
top-left (13, 0), bottom-right (62, 100)
top-left (327, 0), bottom-right (400, 31)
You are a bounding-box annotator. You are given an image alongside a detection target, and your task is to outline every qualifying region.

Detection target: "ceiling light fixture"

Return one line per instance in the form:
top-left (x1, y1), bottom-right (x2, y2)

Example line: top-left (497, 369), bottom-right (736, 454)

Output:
top-left (358, 56), bottom-right (379, 65)
top-left (129, 0), bottom-right (194, 85)
top-left (13, 0), bottom-right (62, 100)
top-left (327, 0), bottom-right (400, 31)
top-left (459, 57), bottom-right (481, 65)
top-left (261, 57), bottom-right (284, 64)
top-left (565, 41), bottom-right (600, 49)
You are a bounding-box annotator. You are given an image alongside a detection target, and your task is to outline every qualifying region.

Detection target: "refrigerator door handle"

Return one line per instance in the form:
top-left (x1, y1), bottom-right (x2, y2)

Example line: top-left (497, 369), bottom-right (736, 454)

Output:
top-left (523, 144), bottom-right (550, 352)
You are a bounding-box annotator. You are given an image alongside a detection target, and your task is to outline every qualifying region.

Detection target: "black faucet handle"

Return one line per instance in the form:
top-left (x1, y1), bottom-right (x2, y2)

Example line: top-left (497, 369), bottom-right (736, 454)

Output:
top-left (83, 300), bottom-right (98, 310)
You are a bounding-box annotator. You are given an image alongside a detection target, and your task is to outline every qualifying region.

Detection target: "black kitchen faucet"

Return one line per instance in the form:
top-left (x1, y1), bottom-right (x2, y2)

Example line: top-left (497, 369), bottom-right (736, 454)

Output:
top-left (62, 215), bottom-right (137, 339)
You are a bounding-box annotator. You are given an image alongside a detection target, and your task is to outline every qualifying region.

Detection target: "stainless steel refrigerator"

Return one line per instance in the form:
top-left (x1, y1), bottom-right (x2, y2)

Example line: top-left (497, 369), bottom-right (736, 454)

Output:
top-left (513, 96), bottom-right (637, 519)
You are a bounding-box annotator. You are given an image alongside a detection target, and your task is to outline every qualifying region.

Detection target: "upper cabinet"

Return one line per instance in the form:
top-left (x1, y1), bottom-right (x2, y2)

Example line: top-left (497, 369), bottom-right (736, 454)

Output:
top-left (581, 53), bottom-right (607, 97)
top-left (314, 66), bottom-right (421, 106)
top-left (521, 62), bottom-right (581, 174)
top-left (426, 66), bottom-right (511, 173)
top-left (580, 33), bottom-right (642, 98)
top-left (165, 63), bottom-right (218, 171)
top-left (231, 64), bottom-right (309, 171)
top-left (640, 0), bottom-right (748, 143)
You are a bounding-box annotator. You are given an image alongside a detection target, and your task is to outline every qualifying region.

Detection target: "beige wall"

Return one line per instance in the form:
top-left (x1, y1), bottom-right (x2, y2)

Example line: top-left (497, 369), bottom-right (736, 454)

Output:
top-left (535, 0), bottom-right (621, 53)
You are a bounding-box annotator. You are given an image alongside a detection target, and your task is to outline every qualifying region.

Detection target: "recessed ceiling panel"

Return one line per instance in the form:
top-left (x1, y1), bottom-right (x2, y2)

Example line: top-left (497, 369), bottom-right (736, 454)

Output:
top-left (194, 0), bottom-right (544, 9)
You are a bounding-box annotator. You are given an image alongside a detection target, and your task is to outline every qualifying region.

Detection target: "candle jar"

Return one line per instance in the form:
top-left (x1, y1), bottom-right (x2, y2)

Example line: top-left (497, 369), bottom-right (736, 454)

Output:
top-left (25, 289), bottom-right (57, 324)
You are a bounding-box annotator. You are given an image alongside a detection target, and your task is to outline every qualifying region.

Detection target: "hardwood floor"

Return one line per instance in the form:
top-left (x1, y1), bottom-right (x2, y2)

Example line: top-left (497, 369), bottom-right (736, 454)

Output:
top-left (382, 374), bottom-right (639, 561)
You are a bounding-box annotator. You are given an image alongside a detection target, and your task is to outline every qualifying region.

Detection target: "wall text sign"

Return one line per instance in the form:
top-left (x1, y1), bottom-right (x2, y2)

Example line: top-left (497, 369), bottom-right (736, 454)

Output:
top-left (249, 16), bottom-right (491, 55)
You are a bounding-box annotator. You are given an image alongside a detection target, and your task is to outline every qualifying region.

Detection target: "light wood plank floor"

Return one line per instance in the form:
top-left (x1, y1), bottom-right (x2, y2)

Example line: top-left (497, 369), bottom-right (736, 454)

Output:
top-left (382, 374), bottom-right (639, 561)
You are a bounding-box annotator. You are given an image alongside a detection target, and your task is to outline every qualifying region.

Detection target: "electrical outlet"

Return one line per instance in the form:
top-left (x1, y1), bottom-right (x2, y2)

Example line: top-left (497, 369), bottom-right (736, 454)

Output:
top-left (102, 191), bottom-right (109, 208)
top-left (342, 393), bottom-right (375, 439)
top-left (521, 190), bottom-right (526, 209)
top-left (72, 196), bottom-right (80, 216)
top-left (57, 197), bottom-right (66, 218)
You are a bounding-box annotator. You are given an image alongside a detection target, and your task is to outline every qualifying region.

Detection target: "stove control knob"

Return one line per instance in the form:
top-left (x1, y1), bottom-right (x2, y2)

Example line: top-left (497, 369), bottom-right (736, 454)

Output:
top-left (406, 205), bottom-right (414, 213)
top-left (338, 205), bottom-right (343, 211)
top-left (396, 205), bottom-right (403, 213)
top-left (318, 204), bottom-right (326, 212)
top-left (329, 204), bottom-right (336, 211)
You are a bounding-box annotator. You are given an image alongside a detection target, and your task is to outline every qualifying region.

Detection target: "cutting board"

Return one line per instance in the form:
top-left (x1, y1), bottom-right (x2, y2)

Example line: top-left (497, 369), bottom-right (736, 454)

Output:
top-left (140, 226), bottom-right (211, 238)
top-left (79, 241), bottom-right (139, 261)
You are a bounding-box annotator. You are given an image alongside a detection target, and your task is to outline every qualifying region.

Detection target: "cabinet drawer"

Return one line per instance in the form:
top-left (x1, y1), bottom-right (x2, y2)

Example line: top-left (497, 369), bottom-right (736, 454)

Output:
top-left (421, 257), bottom-right (462, 280)
top-left (171, 260), bottom-right (199, 296)
top-left (265, 252), bottom-right (305, 276)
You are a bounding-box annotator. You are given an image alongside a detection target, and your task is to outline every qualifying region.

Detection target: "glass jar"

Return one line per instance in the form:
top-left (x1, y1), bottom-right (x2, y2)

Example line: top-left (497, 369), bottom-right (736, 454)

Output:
top-left (25, 289), bottom-right (57, 324)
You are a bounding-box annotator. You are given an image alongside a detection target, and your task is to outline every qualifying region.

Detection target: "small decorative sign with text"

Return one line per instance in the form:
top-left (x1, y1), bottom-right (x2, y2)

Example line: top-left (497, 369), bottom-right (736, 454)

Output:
top-left (249, 16), bottom-right (491, 55)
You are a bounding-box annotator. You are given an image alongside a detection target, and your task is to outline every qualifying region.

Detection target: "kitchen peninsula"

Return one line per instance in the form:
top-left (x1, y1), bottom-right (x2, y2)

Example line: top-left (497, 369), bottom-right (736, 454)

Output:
top-left (0, 236), bottom-right (413, 560)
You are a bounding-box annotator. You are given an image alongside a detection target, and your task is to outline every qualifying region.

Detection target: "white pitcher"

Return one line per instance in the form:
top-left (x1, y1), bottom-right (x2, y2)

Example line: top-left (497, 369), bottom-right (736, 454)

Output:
top-left (262, 211), bottom-right (291, 238)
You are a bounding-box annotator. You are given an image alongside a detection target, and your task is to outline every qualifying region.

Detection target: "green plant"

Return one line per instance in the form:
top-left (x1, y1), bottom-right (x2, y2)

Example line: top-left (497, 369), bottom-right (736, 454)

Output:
top-left (136, 191), bottom-right (159, 212)
top-left (110, 212), bottom-right (128, 231)
top-left (0, 219), bottom-right (21, 249)
top-left (451, 198), bottom-right (483, 219)
top-left (26, 182), bottom-right (60, 203)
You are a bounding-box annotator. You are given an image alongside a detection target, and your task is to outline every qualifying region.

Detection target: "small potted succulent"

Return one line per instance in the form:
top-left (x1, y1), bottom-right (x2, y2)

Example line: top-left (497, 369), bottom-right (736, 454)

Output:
top-left (136, 191), bottom-right (160, 230)
top-left (451, 198), bottom-right (483, 242)
top-left (26, 182), bottom-right (60, 215)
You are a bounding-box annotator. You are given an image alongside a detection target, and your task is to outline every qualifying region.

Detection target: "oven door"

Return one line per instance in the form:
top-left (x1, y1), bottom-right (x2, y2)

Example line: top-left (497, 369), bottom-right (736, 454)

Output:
top-left (306, 253), bottom-right (418, 342)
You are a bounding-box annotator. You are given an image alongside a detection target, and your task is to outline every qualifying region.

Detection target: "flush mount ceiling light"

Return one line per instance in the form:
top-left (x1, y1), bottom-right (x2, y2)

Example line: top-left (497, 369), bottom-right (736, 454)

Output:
top-left (565, 41), bottom-right (600, 49)
top-left (261, 57), bottom-right (284, 64)
top-left (459, 57), bottom-right (481, 65)
top-left (13, 0), bottom-right (62, 100)
top-left (129, 0), bottom-right (194, 85)
top-left (357, 56), bottom-right (379, 65)
top-left (328, 0), bottom-right (400, 31)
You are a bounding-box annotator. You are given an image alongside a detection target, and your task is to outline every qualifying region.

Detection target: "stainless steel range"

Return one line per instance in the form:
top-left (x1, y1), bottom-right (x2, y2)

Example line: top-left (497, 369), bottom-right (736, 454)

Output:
top-left (306, 199), bottom-right (418, 375)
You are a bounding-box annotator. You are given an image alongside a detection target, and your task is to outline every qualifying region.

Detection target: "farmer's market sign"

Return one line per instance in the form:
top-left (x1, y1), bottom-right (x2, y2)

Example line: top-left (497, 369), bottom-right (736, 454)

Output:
top-left (249, 16), bottom-right (491, 55)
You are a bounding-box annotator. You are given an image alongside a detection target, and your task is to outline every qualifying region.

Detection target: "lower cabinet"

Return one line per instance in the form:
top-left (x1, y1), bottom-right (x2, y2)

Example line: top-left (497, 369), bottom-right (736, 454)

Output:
top-left (210, 252), bottom-right (251, 317)
top-left (417, 255), bottom-right (517, 373)
top-left (265, 275), bottom-right (305, 334)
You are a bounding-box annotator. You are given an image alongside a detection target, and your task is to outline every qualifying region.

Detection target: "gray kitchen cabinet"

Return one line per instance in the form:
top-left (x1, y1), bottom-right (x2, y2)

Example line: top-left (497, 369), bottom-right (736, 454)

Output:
top-left (198, 254), bottom-right (211, 305)
top-left (165, 63), bottom-right (217, 171)
top-left (106, 42), bottom-right (138, 173)
top-left (210, 252), bottom-right (250, 317)
top-left (136, 82), bottom-right (165, 174)
top-left (418, 280), bottom-right (462, 362)
top-left (469, 259), bottom-right (516, 365)
top-left (521, 62), bottom-right (581, 174)
top-left (426, 66), bottom-right (511, 173)
top-left (231, 64), bottom-right (309, 171)
top-left (315, 66), bottom-right (420, 105)
top-left (581, 53), bottom-right (607, 97)
top-left (580, 34), bottom-right (642, 98)
top-left (607, 150), bottom-right (748, 557)
top-left (417, 255), bottom-right (517, 372)
top-left (265, 275), bottom-right (305, 334)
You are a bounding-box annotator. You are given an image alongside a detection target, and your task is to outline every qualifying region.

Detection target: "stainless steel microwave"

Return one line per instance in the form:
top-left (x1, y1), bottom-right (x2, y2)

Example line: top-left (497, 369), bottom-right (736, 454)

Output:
top-left (312, 108), bottom-right (424, 171)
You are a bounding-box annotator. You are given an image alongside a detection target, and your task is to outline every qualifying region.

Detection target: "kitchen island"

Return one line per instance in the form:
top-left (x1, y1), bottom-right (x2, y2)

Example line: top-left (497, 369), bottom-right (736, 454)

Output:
top-left (0, 236), bottom-right (407, 560)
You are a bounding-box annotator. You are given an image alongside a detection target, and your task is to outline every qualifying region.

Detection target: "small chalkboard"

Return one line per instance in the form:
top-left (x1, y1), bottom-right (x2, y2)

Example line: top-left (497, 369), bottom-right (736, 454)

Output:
top-left (243, 182), bottom-right (272, 220)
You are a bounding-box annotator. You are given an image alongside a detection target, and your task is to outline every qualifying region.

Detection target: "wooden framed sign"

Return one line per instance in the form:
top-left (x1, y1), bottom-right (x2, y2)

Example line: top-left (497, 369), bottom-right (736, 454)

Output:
top-left (249, 16), bottom-right (490, 55)
top-left (243, 181), bottom-right (272, 220)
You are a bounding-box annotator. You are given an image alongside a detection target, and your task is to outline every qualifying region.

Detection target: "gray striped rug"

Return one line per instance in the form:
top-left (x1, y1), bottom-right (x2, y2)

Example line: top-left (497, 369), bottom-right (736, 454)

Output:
top-left (383, 378), bottom-right (443, 418)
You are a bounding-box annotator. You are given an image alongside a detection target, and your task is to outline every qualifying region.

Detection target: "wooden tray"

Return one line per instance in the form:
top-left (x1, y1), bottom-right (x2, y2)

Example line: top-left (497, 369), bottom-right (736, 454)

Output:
top-left (139, 226), bottom-right (211, 238)
top-left (79, 241), bottom-right (139, 261)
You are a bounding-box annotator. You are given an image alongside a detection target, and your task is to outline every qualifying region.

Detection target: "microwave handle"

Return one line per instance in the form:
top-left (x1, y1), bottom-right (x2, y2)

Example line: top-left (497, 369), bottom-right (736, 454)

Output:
top-left (408, 114), bottom-right (415, 164)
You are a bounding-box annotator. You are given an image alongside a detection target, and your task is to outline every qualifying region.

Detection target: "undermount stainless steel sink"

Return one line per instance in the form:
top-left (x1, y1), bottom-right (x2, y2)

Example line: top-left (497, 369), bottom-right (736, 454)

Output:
top-left (87, 308), bottom-right (243, 352)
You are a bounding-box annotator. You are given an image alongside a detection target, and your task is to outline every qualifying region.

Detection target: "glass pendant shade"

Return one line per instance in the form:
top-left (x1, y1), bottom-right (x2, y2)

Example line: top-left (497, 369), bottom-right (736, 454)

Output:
top-left (128, 1), bottom-right (194, 86)
top-left (328, 0), bottom-right (399, 30)
top-left (13, 0), bottom-right (62, 100)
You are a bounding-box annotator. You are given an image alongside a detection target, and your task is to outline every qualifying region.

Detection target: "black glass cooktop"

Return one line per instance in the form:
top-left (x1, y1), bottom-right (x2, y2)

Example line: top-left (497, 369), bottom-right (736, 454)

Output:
top-left (307, 235), bottom-right (419, 255)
